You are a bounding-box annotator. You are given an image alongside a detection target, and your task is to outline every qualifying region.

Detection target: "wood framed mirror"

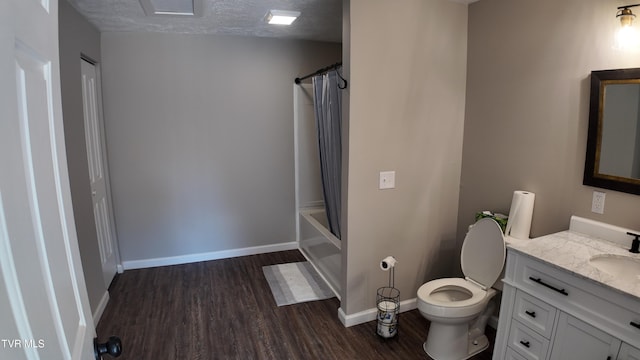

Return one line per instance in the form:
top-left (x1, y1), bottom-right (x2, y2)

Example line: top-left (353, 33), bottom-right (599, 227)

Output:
top-left (584, 68), bottom-right (640, 195)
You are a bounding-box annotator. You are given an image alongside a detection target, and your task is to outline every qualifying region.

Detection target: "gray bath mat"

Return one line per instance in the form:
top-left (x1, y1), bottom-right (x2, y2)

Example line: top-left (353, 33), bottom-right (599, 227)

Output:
top-left (262, 261), bottom-right (335, 306)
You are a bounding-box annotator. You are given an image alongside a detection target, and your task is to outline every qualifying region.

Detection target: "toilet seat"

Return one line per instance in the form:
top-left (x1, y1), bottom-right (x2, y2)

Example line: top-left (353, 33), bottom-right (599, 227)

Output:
top-left (417, 278), bottom-right (486, 308)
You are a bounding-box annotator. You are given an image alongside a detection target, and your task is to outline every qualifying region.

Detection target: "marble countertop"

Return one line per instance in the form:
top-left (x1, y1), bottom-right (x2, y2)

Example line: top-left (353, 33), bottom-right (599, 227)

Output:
top-left (506, 231), bottom-right (640, 300)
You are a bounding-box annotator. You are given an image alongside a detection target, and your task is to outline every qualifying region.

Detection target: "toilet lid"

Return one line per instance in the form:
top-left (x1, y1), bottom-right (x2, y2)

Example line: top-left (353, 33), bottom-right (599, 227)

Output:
top-left (460, 218), bottom-right (506, 289)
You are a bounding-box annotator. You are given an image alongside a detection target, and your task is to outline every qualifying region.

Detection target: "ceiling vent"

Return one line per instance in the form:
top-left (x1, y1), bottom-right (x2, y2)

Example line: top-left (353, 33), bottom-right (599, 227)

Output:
top-left (140, 0), bottom-right (203, 17)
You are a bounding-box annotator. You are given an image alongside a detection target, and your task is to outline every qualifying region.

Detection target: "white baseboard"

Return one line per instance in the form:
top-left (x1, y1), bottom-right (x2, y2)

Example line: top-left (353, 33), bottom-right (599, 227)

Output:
top-left (93, 290), bottom-right (110, 324)
top-left (121, 241), bottom-right (298, 270)
top-left (338, 298), bottom-right (418, 328)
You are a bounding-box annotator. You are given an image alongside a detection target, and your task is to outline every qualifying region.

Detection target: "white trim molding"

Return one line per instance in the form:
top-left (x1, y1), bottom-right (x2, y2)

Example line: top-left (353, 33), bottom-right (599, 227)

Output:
top-left (92, 290), bottom-right (109, 325)
top-left (121, 241), bottom-right (298, 270)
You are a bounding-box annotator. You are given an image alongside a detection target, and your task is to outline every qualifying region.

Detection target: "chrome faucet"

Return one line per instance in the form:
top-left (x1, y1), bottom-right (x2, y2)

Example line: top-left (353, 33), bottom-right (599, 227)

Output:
top-left (628, 232), bottom-right (640, 254)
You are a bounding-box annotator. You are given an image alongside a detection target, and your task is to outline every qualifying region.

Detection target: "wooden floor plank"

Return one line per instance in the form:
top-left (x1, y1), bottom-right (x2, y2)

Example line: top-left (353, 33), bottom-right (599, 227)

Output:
top-left (97, 250), bottom-right (495, 359)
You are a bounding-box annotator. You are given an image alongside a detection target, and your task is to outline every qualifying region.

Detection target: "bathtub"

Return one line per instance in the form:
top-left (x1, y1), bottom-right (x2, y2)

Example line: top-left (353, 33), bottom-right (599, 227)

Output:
top-left (298, 208), bottom-right (341, 298)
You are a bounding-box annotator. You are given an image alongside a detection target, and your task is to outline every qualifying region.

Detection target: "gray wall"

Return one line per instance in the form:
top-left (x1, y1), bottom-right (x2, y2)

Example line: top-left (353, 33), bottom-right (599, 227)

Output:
top-left (58, 0), bottom-right (106, 314)
top-left (342, 0), bottom-right (468, 315)
top-left (100, 33), bottom-right (341, 263)
top-left (457, 0), bottom-right (640, 268)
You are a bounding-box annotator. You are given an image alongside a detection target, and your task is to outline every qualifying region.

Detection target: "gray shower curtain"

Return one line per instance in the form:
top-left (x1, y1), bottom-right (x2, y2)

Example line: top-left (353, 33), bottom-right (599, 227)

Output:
top-left (312, 70), bottom-right (342, 239)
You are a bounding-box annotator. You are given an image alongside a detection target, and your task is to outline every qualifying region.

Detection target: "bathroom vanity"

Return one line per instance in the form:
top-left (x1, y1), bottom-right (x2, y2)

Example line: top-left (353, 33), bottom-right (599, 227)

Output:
top-left (493, 217), bottom-right (640, 360)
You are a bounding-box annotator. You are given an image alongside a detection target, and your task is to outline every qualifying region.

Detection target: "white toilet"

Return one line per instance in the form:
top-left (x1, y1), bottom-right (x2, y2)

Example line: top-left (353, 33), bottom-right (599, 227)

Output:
top-left (417, 218), bottom-right (505, 360)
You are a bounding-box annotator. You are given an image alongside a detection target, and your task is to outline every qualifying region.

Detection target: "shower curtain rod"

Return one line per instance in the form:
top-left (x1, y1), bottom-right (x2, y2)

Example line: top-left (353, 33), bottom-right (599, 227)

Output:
top-left (294, 62), bottom-right (347, 88)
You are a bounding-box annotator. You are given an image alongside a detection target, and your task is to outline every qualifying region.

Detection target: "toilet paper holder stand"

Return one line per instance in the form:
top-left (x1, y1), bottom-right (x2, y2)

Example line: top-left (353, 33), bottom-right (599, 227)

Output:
top-left (376, 258), bottom-right (400, 339)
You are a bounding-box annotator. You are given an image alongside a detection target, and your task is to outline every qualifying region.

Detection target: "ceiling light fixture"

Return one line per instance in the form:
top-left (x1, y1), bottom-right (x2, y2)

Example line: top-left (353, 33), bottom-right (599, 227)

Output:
top-left (266, 10), bottom-right (300, 25)
top-left (616, 4), bottom-right (640, 50)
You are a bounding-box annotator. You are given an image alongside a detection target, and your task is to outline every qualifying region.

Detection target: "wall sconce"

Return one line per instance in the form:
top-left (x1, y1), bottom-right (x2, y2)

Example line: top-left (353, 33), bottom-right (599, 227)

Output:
top-left (616, 4), bottom-right (640, 50)
top-left (617, 5), bottom-right (637, 26)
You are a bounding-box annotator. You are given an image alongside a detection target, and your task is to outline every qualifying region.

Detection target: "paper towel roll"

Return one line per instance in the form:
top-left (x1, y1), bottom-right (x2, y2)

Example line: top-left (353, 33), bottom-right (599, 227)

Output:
top-left (380, 256), bottom-right (397, 271)
top-left (505, 191), bottom-right (535, 240)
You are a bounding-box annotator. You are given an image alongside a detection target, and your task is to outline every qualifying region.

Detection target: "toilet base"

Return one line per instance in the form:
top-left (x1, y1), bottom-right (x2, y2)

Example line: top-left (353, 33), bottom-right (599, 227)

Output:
top-left (423, 323), bottom-right (489, 360)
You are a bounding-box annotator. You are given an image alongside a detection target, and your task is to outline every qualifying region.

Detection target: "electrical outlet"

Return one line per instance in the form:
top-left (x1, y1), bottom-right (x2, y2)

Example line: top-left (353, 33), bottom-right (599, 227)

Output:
top-left (591, 191), bottom-right (606, 214)
top-left (379, 171), bottom-right (395, 189)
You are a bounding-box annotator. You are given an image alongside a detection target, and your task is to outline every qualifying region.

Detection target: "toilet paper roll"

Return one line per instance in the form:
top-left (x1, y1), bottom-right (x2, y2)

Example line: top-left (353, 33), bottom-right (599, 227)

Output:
top-left (377, 301), bottom-right (398, 323)
top-left (380, 256), bottom-right (397, 271)
top-left (376, 322), bottom-right (397, 338)
top-left (505, 191), bottom-right (535, 240)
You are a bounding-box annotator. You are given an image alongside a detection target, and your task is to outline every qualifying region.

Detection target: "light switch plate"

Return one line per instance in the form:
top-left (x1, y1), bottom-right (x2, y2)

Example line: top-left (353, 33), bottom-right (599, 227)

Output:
top-left (379, 171), bottom-right (395, 189)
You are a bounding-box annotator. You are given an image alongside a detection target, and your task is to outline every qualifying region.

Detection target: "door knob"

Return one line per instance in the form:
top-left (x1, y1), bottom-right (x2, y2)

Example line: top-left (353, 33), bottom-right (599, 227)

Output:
top-left (92, 191), bottom-right (97, 196)
top-left (94, 336), bottom-right (122, 359)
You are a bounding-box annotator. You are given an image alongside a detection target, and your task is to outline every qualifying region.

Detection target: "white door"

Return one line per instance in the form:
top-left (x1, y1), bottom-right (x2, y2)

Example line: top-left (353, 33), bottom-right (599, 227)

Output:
top-left (0, 0), bottom-right (95, 359)
top-left (81, 59), bottom-right (118, 288)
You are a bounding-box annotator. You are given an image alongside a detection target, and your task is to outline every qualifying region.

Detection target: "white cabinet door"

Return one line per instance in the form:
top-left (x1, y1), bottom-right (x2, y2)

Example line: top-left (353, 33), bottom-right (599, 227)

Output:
top-left (550, 313), bottom-right (621, 360)
top-left (618, 343), bottom-right (640, 360)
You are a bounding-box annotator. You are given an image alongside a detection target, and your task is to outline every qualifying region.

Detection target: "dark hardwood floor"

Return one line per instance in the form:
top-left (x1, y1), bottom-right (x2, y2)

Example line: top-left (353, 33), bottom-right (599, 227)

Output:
top-left (97, 250), bottom-right (495, 359)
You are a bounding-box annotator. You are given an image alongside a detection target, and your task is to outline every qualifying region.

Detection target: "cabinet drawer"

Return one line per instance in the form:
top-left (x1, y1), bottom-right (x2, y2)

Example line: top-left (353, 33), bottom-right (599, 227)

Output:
top-left (517, 257), bottom-right (574, 304)
top-left (505, 347), bottom-right (529, 360)
top-left (508, 320), bottom-right (550, 360)
top-left (514, 290), bottom-right (556, 338)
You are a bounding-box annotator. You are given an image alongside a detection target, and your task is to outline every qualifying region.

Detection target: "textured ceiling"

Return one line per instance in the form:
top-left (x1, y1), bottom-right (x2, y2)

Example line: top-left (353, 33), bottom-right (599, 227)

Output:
top-left (66, 0), bottom-right (343, 43)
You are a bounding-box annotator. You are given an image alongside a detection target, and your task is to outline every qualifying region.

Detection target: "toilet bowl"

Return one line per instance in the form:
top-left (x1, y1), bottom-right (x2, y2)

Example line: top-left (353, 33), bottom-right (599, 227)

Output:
top-left (417, 218), bottom-right (505, 360)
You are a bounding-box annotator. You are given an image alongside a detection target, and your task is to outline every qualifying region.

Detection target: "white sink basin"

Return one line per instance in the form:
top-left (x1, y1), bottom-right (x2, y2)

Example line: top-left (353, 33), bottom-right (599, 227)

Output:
top-left (589, 254), bottom-right (640, 281)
